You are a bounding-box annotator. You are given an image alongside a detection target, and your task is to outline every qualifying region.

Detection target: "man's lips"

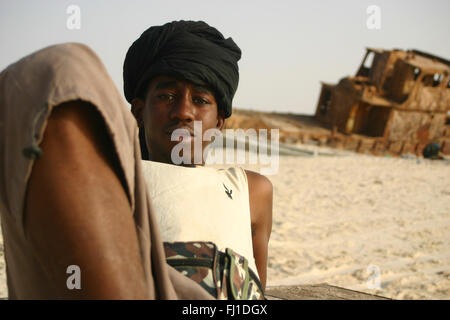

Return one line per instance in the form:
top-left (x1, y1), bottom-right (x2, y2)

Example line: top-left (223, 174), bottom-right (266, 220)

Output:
top-left (165, 125), bottom-right (196, 140)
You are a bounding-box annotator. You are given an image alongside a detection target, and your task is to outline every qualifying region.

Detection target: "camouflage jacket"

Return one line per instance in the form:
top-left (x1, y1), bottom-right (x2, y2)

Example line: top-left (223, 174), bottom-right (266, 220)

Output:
top-left (164, 241), bottom-right (265, 300)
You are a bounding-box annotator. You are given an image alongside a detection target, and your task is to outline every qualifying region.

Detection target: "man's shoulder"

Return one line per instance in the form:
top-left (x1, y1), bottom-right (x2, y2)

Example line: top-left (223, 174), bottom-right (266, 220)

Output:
top-left (244, 170), bottom-right (273, 198)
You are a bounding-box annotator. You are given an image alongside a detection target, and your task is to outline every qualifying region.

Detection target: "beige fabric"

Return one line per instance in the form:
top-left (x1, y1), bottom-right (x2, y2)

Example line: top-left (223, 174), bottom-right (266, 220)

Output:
top-left (141, 160), bottom-right (258, 276)
top-left (0, 43), bottom-right (213, 299)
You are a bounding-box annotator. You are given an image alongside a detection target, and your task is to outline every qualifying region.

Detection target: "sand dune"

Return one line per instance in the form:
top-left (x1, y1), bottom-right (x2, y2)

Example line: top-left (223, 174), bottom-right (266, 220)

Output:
top-left (1, 147), bottom-right (449, 299)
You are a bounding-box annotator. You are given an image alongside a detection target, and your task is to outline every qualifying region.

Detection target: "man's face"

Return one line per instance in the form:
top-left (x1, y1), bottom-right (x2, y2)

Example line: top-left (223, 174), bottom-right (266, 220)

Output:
top-left (133, 75), bottom-right (225, 165)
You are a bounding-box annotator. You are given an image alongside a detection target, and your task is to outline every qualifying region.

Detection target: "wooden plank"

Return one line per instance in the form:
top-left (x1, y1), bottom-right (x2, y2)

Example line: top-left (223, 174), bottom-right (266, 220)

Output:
top-left (372, 140), bottom-right (387, 155)
top-left (357, 138), bottom-right (375, 154)
top-left (388, 140), bottom-right (404, 155)
top-left (0, 284), bottom-right (390, 300)
top-left (343, 138), bottom-right (359, 151)
top-left (265, 283), bottom-right (390, 300)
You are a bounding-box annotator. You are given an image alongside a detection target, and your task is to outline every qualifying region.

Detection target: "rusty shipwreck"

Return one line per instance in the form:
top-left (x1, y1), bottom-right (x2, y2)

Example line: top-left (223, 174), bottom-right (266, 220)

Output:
top-left (315, 48), bottom-right (450, 155)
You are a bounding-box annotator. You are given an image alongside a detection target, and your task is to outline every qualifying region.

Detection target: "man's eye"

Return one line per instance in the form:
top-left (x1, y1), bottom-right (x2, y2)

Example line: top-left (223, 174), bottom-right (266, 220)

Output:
top-left (194, 97), bottom-right (209, 104)
top-left (158, 94), bottom-right (175, 102)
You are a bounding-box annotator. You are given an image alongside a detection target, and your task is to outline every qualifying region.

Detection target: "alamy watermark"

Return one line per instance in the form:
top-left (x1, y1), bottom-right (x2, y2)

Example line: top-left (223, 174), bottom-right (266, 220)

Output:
top-left (66, 5), bottom-right (81, 30)
top-left (170, 121), bottom-right (279, 175)
top-left (366, 5), bottom-right (381, 30)
top-left (366, 264), bottom-right (382, 290)
top-left (66, 265), bottom-right (81, 290)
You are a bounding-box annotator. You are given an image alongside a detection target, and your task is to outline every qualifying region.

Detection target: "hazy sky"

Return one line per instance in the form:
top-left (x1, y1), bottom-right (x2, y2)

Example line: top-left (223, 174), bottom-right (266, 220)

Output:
top-left (1, 0), bottom-right (449, 115)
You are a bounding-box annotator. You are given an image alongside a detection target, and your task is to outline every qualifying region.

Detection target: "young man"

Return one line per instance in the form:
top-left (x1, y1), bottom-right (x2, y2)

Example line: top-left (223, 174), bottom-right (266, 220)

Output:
top-left (123, 21), bottom-right (273, 292)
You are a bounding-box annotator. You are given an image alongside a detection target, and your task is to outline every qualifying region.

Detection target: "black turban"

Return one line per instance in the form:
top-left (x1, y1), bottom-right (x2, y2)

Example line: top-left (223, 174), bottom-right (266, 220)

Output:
top-left (123, 20), bottom-right (241, 118)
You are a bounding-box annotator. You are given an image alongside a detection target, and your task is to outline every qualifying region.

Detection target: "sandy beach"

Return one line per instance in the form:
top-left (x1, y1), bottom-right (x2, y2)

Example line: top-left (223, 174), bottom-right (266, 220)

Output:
top-left (1, 147), bottom-right (449, 299)
top-left (264, 150), bottom-right (450, 300)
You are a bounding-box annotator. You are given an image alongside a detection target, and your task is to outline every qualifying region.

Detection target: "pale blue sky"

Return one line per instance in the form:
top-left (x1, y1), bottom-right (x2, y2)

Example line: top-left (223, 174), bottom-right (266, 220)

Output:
top-left (1, 0), bottom-right (449, 114)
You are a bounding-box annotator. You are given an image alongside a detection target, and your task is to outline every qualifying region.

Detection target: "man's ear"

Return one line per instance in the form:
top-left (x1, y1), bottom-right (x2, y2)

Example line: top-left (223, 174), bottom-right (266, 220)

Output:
top-left (217, 117), bottom-right (225, 131)
top-left (216, 111), bottom-right (226, 131)
top-left (131, 98), bottom-right (145, 127)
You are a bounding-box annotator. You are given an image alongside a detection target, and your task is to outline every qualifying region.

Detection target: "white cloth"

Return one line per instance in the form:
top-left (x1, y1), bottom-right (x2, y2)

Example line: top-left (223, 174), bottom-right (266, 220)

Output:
top-left (141, 160), bottom-right (258, 275)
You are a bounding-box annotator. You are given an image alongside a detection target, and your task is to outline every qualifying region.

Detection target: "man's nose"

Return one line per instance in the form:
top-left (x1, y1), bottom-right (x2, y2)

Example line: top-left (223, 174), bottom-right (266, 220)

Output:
top-left (169, 94), bottom-right (195, 122)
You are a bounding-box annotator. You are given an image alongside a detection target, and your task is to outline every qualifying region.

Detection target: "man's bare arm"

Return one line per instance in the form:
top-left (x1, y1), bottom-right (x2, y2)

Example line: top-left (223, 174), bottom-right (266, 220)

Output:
top-left (246, 170), bottom-right (273, 290)
top-left (24, 101), bottom-right (149, 299)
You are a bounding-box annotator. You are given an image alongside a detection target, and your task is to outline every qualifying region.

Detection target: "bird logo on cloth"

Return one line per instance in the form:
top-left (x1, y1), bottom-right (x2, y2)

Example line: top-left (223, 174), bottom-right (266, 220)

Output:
top-left (223, 183), bottom-right (233, 199)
